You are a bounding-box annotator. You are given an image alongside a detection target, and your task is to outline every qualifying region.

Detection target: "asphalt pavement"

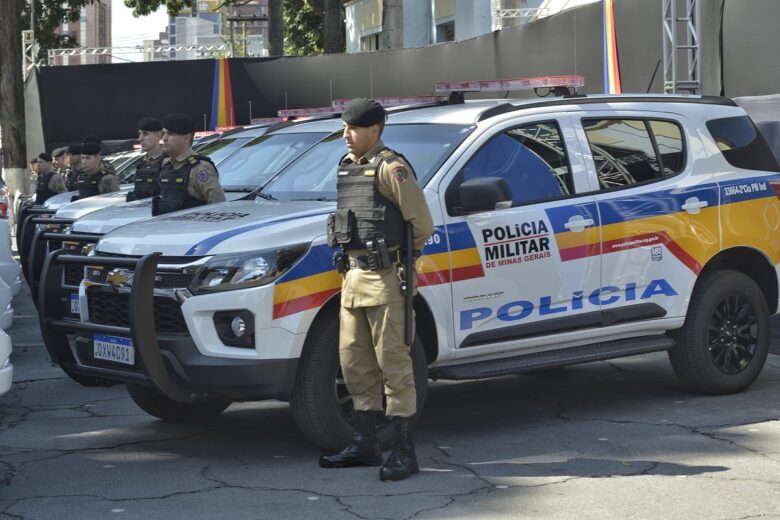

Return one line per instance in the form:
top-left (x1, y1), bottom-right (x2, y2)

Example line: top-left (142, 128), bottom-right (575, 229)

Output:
top-left (3, 282), bottom-right (780, 520)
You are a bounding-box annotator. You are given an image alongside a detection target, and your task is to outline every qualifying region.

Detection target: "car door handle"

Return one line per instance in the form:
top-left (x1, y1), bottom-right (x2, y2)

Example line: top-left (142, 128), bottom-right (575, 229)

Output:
top-left (563, 216), bottom-right (595, 231)
top-left (681, 197), bottom-right (708, 214)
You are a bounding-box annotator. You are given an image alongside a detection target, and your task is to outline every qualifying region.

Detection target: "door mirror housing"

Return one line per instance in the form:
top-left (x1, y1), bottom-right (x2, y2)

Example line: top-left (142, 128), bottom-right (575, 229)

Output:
top-left (457, 177), bottom-right (512, 214)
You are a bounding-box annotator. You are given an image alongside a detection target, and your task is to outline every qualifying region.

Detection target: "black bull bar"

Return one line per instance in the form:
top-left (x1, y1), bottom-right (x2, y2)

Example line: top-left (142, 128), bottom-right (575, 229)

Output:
top-left (18, 206), bottom-right (58, 281)
top-left (26, 219), bottom-right (78, 304)
top-left (39, 249), bottom-right (201, 403)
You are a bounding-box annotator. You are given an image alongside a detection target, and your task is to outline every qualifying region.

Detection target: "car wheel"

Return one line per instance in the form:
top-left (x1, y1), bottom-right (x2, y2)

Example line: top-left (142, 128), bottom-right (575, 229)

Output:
top-left (668, 270), bottom-right (770, 394)
top-left (126, 383), bottom-right (231, 421)
top-left (290, 313), bottom-right (429, 451)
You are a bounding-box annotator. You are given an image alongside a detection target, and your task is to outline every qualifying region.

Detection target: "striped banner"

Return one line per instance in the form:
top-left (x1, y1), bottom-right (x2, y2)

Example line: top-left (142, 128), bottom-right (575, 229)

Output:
top-left (603, 0), bottom-right (622, 94)
top-left (209, 58), bottom-right (235, 130)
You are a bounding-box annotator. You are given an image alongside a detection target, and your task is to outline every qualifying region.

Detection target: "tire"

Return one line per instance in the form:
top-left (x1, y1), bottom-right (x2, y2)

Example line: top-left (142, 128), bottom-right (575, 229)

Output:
top-left (668, 270), bottom-right (770, 395)
top-left (126, 384), bottom-right (231, 421)
top-left (290, 314), bottom-right (429, 451)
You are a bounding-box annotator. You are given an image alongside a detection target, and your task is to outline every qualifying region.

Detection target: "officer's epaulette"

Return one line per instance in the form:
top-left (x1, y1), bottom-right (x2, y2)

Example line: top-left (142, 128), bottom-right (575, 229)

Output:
top-left (379, 149), bottom-right (395, 159)
top-left (187, 155), bottom-right (199, 166)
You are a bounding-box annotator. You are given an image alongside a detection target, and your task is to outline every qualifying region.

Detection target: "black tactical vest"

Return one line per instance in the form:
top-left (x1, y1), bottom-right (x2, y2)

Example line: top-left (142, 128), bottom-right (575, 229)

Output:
top-left (35, 172), bottom-right (58, 204)
top-left (76, 168), bottom-right (110, 200)
top-left (65, 167), bottom-right (81, 192)
top-left (128, 153), bottom-right (165, 201)
top-left (153, 155), bottom-right (214, 216)
top-left (331, 148), bottom-right (409, 251)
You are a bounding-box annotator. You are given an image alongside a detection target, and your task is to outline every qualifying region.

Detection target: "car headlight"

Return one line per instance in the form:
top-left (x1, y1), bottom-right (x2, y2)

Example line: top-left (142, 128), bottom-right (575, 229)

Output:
top-left (189, 243), bottom-right (309, 294)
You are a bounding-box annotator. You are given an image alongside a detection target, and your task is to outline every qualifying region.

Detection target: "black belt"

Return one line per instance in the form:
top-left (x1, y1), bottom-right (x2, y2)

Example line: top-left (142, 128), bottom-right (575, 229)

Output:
top-left (347, 250), bottom-right (403, 270)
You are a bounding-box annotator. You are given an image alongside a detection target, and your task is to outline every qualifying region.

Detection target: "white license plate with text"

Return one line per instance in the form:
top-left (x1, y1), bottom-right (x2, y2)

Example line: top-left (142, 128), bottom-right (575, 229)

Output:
top-left (93, 334), bottom-right (135, 366)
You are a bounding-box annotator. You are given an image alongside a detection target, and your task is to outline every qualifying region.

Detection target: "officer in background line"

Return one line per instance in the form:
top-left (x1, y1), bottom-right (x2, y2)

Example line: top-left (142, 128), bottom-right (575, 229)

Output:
top-left (64, 145), bottom-right (82, 192)
top-left (74, 140), bottom-right (119, 201)
top-left (34, 152), bottom-right (67, 204)
top-left (153, 113), bottom-right (225, 216)
top-left (51, 148), bottom-right (67, 174)
top-left (319, 99), bottom-right (433, 481)
top-left (127, 117), bottom-right (166, 202)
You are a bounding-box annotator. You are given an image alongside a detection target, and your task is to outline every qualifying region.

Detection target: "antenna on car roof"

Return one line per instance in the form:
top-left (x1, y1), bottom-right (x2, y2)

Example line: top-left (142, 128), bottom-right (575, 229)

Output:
top-left (435, 75), bottom-right (585, 103)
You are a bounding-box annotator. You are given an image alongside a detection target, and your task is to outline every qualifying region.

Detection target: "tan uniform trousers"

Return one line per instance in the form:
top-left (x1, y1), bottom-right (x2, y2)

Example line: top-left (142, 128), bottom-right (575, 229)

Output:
top-left (339, 295), bottom-right (416, 418)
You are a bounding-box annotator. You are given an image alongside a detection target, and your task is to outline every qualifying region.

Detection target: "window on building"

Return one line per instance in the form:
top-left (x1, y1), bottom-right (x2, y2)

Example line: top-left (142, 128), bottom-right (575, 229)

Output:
top-left (361, 34), bottom-right (379, 52)
top-left (436, 21), bottom-right (455, 43)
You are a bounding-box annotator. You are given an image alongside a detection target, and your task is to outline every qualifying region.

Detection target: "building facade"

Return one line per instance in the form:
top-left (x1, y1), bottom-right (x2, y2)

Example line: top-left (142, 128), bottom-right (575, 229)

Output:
top-left (55, 1), bottom-right (112, 65)
top-left (345, 0), bottom-right (600, 53)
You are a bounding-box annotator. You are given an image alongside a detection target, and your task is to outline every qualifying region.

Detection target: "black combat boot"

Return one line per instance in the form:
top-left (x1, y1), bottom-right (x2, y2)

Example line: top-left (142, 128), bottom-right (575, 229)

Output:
top-left (319, 411), bottom-right (384, 468)
top-left (379, 416), bottom-right (419, 481)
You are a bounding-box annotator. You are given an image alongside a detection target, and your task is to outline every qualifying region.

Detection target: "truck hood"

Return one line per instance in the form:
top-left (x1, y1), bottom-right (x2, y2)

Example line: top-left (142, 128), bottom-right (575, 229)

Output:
top-left (96, 199), bottom-right (336, 257)
top-left (71, 192), bottom-right (247, 234)
top-left (54, 187), bottom-right (133, 219)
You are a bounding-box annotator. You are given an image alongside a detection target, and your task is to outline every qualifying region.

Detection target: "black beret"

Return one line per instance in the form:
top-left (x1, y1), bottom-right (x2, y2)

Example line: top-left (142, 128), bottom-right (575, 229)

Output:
top-left (81, 141), bottom-right (101, 155)
top-left (138, 117), bottom-right (163, 132)
top-left (162, 113), bottom-right (196, 135)
top-left (38, 152), bottom-right (52, 162)
top-left (52, 147), bottom-right (67, 157)
top-left (68, 144), bottom-right (81, 154)
top-left (82, 135), bottom-right (100, 144)
top-left (342, 98), bottom-right (387, 127)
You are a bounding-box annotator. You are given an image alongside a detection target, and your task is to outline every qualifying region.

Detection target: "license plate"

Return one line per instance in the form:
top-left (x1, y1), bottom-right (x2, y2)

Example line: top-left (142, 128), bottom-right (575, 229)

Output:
top-left (93, 334), bottom-right (135, 366)
top-left (70, 294), bottom-right (80, 314)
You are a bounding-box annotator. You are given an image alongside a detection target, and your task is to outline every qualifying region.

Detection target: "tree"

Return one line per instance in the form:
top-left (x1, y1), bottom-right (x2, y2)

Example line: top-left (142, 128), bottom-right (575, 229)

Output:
top-left (283, 0), bottom-right (344, 56)
top-left (0, 0), bottom-right (28, 199)
top-left (268, 0), bottom-right (284, 56)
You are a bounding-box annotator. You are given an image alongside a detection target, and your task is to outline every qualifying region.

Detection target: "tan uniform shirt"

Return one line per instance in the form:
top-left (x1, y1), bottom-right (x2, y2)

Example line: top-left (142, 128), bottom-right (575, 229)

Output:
top-left (340, 139), bottom-right (434, 308)
top-left (48, 173), bottom-right (67, 193)
top-left (168, 148), bottom-right (226, 203)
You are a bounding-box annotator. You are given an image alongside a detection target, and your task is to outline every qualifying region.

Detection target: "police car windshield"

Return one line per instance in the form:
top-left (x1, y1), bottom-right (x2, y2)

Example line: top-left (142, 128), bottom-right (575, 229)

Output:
top-left (218, 131), bottom-right (328, 190)
top-left (195, 136), bottom-right (253, 165)
top-left (264, 124), bottom-right (474, 201)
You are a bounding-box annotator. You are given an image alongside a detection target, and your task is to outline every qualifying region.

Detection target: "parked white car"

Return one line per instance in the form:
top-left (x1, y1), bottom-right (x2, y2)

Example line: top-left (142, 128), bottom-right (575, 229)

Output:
top-left (0, 219), bottom-right (22, 296)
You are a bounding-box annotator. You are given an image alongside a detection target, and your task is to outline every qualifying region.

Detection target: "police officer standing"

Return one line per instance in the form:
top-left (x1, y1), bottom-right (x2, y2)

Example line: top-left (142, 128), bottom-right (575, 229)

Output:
top-left (319, 99), bottom-right (433, 481)
top-left (64, 145), bottom-right (82, 192)
top-left (153, 113), bottom-right (225, 216)
top-left (75, 140), bottom-right (119, 200)
top-left (34, 152), bottom-right (67, 204)
top-left (127, 117), bottom-right (166, 202)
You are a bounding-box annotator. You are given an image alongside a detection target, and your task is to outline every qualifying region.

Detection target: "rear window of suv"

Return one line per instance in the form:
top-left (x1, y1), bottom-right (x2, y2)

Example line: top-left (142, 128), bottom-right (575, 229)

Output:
top-left (706, 115), bottom-right (780, 172)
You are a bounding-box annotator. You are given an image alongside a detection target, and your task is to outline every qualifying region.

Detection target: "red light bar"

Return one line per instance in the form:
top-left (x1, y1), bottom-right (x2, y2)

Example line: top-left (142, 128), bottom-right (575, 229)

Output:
top-left (277, 106), bottom-right (341, 118)
top-left (435, 75), bottom-right (584, 93)
top-left (332, 96), bottom-right (447, 109)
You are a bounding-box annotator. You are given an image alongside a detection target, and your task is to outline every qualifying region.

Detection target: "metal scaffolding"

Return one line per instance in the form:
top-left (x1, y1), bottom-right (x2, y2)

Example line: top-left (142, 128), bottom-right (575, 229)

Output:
top-left (491, 0), bottom-right (549, 31)
top-left (47, 44), bottom-right (232, 65)
top-left (22, 30), bottom-right (37, 79)
top-left (662, 0), bottom-right (701, 94)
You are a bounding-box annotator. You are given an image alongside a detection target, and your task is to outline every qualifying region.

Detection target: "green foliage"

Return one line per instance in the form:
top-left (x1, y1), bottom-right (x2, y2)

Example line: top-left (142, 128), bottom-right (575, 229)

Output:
top-left (283, 0), bottom-right (323, 56)
top-left (20, 0), bottom-right (91, 61)
top-left (122, 0), bottom-right (192, 17)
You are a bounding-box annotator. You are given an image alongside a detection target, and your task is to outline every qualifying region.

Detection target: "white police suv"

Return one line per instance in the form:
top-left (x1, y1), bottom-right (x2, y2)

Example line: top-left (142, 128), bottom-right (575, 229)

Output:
top-left (39, 93), bottom-right (780, 449)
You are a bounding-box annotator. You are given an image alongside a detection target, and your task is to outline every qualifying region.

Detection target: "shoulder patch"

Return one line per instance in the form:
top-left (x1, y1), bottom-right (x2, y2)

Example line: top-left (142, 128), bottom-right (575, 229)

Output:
top-left (391, 166), bottom-right (408, 183)
top-left (196, 170), bottom-right (209, 183)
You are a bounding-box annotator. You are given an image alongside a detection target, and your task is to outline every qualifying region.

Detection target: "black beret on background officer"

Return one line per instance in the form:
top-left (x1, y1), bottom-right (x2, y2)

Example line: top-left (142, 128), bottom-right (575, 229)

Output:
top-left (153, 113), bottom-right (225, 216)
top-left (320, 99), bottom-right (433, 481)
top-left (35, 152), bottom-right (67, 204)
top-left (127, 117), bottom-right (166, 202)
top-left (74, 139), bottom-right (119, 201)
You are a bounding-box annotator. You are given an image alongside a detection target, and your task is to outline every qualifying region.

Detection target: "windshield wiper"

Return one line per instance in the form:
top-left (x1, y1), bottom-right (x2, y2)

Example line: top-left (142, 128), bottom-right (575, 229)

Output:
top-left (291, 197), bottom-right (333, 202)
top-left (255, 191), bottom-right (277, 201)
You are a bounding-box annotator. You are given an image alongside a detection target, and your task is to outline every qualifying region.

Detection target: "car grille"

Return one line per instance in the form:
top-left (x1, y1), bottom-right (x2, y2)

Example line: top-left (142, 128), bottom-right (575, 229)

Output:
top-left (87, 288), bottom-right (187, 334)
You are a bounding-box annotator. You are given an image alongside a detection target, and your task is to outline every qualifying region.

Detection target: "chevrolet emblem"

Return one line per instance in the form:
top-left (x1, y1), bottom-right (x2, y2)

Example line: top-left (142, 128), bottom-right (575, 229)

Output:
top-left (106, 269), bottom-right (133, 288)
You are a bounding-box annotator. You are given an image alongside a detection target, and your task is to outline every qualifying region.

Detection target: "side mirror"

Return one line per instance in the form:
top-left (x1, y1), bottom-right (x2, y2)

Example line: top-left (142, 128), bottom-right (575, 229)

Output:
top-left (458, 177), bottom-right (512, 214)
